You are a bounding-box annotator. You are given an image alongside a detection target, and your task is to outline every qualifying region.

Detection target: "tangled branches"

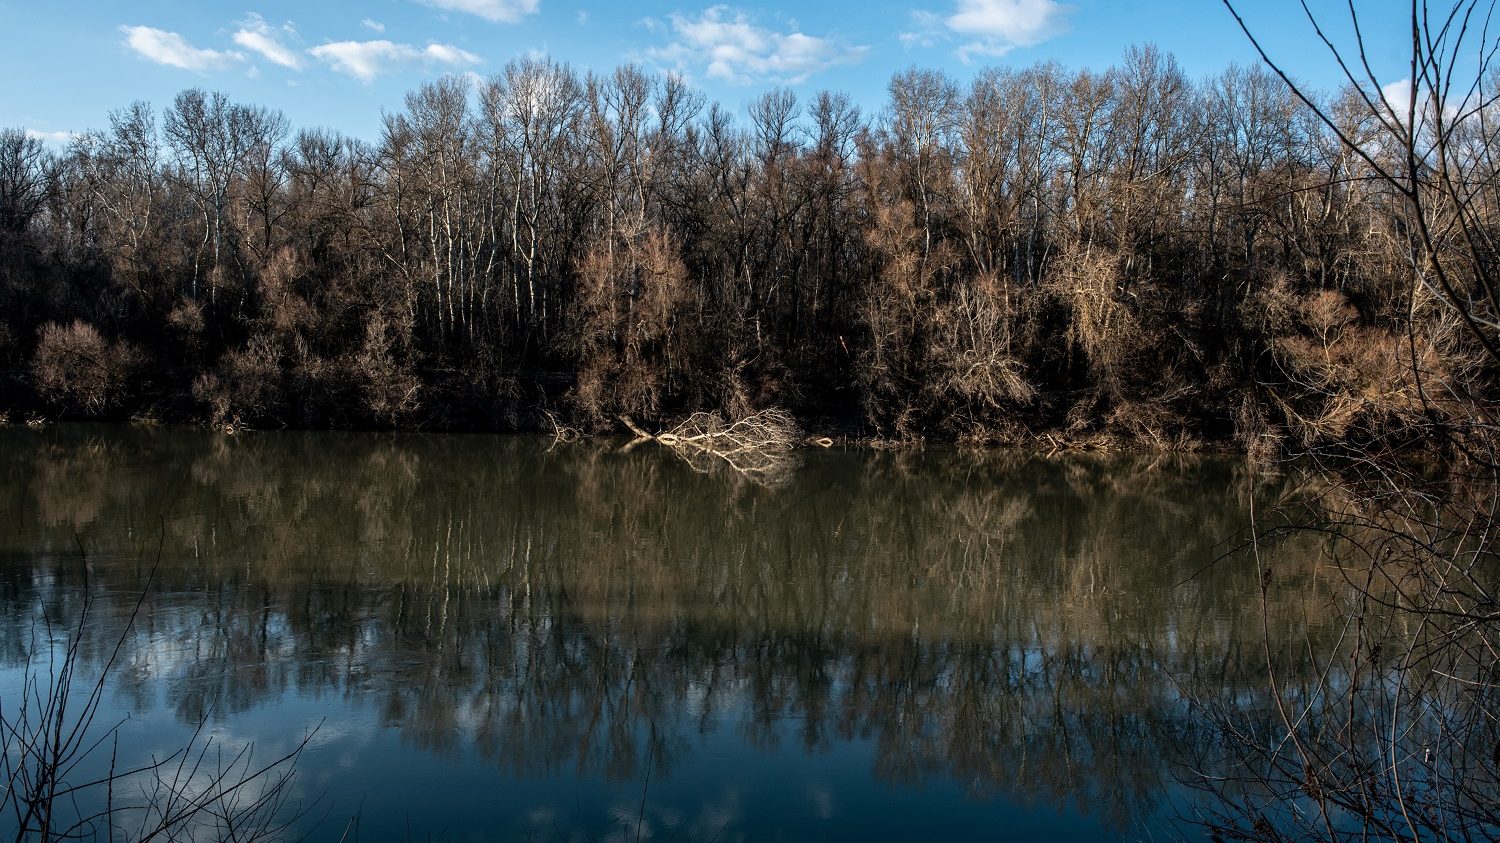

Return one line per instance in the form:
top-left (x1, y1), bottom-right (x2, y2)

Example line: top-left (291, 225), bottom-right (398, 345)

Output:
top-left (1183, 464), bottom-right (1500, 841)
top-left (0, 560), bottom-right (316, 842)
top-left (622, 409), bottom-right (802, 485)
top-left (1185, 4), bottom-right (1500, 838)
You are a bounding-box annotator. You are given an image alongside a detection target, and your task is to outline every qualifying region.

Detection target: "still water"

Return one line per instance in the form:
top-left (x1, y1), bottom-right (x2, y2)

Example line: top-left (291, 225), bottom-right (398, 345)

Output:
top-left (0, 425), bottom-right (1339, 841)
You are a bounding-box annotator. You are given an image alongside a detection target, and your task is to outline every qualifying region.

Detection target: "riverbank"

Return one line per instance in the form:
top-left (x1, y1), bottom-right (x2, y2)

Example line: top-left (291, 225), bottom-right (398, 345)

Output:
top-left (0, 387), bottom-right (1245, 457)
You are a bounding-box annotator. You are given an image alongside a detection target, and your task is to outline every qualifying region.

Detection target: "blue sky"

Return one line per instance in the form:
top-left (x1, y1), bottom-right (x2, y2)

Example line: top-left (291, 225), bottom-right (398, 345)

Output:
top-left (2, 1), bottom-right (1414, 144)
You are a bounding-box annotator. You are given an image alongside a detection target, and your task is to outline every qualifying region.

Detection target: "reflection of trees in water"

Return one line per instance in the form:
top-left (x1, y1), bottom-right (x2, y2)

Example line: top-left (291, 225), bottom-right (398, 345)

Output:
top-left (0, 427), bottom-right (1358, 833)
top-left (1175, 469), bottom-right (1500, 839)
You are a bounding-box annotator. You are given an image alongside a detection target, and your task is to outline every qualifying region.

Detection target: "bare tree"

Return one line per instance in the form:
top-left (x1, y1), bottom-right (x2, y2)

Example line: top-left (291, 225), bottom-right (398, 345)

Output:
top-left (0, 129), bottom-right (52, 237)
top-left (164, 89), bottom-right (281, 303)
top-left (1181, 4), bottom-right (1500, 839)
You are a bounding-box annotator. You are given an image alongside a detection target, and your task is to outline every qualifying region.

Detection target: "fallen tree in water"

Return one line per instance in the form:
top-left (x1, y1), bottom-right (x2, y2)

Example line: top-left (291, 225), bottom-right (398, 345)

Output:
top-left (621, 410), bottom-right (802, 484)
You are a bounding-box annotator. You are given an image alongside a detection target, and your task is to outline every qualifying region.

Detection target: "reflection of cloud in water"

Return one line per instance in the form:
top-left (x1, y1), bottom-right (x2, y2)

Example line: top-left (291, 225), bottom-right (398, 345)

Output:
top-left (527, 805), bottom-right (557, 826)
top-left (808, 784), bottom-right (836, 819)
top-left (688, 785), bottom-right (742, 841)
top-left (608, 802), bottom-right (654, 839)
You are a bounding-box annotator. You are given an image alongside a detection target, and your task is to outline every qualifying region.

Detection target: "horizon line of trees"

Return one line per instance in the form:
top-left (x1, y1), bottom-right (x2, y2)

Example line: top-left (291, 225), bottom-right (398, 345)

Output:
top-left (1, 45), bottom-right (1492, 451)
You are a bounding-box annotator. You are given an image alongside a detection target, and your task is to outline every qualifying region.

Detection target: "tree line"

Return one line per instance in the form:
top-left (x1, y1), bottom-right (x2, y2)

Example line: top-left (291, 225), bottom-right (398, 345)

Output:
top-left (1, 46), bottom-right (1490, 450)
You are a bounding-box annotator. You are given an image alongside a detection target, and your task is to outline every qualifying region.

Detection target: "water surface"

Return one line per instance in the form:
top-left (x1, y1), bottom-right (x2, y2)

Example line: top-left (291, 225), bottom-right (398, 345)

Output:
top-left (0, 426), bottom-right (1337, 841)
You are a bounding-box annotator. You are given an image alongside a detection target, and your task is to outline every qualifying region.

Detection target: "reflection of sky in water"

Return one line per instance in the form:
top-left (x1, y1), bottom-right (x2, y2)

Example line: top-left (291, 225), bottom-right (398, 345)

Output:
top-left (0, 426), bottom-right (1341, 841)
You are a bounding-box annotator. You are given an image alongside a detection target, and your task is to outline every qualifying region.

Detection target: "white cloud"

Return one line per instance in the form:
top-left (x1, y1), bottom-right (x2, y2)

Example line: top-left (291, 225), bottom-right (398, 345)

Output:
top-left (25, 129), bottom-right (74, 145)
top-left (120, 25), bottom-right (244, 71)
top-left (906, 0), bottom-right (1072, 61)
top-left (645, 6), bottom-right (867, 85)
top-left (362, 18), bottom-right (386, 32)
top-left (423, 42), bottom-right (482, 65)
top-left (1380, 79), bottom-right (1416, 112)
top-left (948, 0), bottom-right (1068, 43)
top-left (417, 0), bottom-right (539, 23)
top-left (309, 39), bottom-right (482, 81)
top-left (232, 14), bottom-right (302, 70)
top-left (576, 10), bottom-right (589, 25)
top-left (1378, 77), bottom-right (1462, 127)
top-left (899, 12), bottom-right (944, 49)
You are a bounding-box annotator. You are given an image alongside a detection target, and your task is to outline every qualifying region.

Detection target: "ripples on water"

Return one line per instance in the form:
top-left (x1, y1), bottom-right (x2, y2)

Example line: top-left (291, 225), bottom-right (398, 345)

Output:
top-left (0, 426), bottom-right (1349, 841)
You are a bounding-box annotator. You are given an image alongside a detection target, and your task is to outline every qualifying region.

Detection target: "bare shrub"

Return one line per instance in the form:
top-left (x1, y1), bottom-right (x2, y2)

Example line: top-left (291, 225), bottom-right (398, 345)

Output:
top-left (1046, 243), bottom-right (1135, 382)
top-left (929, 273), bottom-right (1037, 423)
top-left (856, 158), bottom-right (963, 438)
top-left (190, 372), bottom-right (227, 426)
top-left (356, 313), bottom-right (420, 424)
top-left (165, 299), bottom-right (204, 335)
top-left (1234, 393), bottom-right (1284, 462)
top-left (1264, 284), bottom-right (1440, 448)
top-left (570, 227), bottom-right (692, 427)
top-left (1107, 396), bottom-right (1199, 451)
top-left (193, 334), bottom-right (282, 427)
top-left (32, 322), bottom-right (138, 413)
top-left (258, 245), bottom-right (310, 335)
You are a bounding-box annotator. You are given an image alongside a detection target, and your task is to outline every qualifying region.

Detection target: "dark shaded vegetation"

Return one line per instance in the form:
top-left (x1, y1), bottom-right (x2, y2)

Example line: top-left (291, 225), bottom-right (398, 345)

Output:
top-left (1, 46), bottom-right (1490, 450)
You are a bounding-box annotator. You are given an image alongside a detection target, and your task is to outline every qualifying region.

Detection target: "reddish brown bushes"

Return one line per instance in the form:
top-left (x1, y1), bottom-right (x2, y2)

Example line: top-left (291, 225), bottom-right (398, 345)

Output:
top-left (570, 227), bottom-right (695, 429)
top-left (31, 322), bottom-right (138, 413)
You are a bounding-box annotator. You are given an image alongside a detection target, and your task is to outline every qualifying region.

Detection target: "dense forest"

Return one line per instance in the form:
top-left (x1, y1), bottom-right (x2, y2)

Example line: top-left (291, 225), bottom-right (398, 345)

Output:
top-left (0, 46), bottom-right (1492, 451)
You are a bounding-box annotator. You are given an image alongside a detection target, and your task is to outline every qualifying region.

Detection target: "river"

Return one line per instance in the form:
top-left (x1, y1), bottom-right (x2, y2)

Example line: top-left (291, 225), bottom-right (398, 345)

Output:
top-left (0, 425), bottom-right (1345, 841)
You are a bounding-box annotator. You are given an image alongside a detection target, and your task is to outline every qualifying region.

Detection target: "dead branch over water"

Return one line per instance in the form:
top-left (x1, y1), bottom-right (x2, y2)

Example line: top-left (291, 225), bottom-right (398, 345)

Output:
top-left (621, 409), bottom-right (801, 484)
